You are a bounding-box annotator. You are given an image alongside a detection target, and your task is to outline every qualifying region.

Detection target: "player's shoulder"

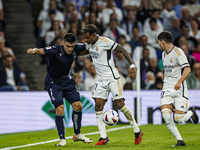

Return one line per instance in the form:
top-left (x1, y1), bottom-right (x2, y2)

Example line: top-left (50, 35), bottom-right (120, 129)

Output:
top-left (98, 36), bottom-right (113, 44)
top-left (172, 46), bottom-right (184, 57)
top-left (74, 43), bottom-right (86, 50)
top-left (75, 43), bottom-right (85, 47)
top-left (45, 45), bottom-right (59, 50)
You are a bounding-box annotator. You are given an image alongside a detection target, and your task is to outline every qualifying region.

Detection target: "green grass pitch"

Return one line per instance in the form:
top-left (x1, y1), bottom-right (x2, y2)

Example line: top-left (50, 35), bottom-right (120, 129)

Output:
top-left (0, 124), bottom-right (200, 150)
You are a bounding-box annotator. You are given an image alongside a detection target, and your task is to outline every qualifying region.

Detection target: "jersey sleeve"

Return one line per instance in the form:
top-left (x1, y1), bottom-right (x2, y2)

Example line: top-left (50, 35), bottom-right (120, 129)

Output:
top-left (102, 37), bottom-right (118, 51)
top-left (74, 43), bottom-right (86, 55)
top-left (43, 45), bottom-right (57, 57)
top-left (175, 47), bottom-right (190, 69)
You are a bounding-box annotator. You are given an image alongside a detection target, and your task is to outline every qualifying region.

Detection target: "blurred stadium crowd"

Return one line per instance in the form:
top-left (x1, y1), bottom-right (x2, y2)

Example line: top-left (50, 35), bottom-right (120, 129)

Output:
top-left (0, 0), bottom-right (200, 91)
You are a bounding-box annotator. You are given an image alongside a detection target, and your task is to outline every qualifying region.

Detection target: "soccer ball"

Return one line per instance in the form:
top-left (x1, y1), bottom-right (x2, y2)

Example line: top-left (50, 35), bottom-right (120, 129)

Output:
top-left (103, 110), bottom-right (119, 125)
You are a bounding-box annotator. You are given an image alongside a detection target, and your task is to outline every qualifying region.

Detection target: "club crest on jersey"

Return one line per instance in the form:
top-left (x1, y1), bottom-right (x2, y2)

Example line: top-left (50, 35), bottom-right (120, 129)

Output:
top-left (96, 46), bottom-right (98, 51)
top-left (170, 58), bottom-right (173, 63)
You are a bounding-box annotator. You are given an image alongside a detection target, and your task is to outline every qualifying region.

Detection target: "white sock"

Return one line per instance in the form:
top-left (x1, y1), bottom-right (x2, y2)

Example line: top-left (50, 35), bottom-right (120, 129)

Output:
top-left (174, 111), bottom-right (193, 123)
top-left (167, 118), bottom-right (183, 140)
top-left (120, 105), bottom-right (140, 133)
top-left (96, 111), bottom-right (107, 138)
top-left (162, 109), bottom-right (183, 141)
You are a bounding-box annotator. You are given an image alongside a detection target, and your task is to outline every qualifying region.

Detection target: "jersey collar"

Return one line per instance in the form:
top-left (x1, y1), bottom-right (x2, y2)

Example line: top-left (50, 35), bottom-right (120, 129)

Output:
top-left (92, 34), bottom-right (99, 46)
top-left (167, 46), bottom-right (175, 54)
top-left (60, 45), bottom-right (66, 55)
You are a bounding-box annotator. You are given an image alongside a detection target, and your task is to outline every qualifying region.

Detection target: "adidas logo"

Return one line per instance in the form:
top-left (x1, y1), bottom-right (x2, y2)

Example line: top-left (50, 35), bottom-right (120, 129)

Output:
top-left (115, 94), bottom-right (118, 97)
top-left (180, 105), bottom-right (184, 108)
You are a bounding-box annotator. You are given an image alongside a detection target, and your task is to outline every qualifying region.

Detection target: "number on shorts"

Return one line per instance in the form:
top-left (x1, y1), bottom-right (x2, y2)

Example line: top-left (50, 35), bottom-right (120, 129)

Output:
top-left (93, 83), bottom-right (98, 90)
top-left (161, 91), bottom-right (165, 98)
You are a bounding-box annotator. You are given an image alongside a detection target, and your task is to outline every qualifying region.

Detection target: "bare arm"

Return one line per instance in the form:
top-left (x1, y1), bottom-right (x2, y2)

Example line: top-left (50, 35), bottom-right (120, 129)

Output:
top-left (115, 45), bottom-right (134, 65)
top-left (174, 67), bottom-right (191, 90)
top-left (115, 45), bottom-right (136, 79)
top-left (27, 48), bottom-right (45, 55)
top-left (78, 49), bottom-right (89, 56)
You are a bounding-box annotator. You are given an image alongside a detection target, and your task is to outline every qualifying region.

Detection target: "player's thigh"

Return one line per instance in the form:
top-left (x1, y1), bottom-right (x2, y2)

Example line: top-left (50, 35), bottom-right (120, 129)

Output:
top-left (94, 98), bottom-right (107, 111)
top-left (109, 79), bottom-right (124, 100)
top-left (174, 95), bottom-right (189, 113)
top-left (63, 85), bottom-right (81, 105)
top-left (160, 91), bottom-right (174, 105)
top-left (46, 84), bottom-right (64, 109)
top-left (91, 81), bottom-right (110, 100)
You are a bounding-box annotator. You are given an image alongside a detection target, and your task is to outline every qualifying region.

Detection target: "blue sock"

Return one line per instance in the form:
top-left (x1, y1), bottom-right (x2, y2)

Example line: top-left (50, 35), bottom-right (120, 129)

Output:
top-left (72, 110), bottom-right (82, 134)
top-left (55, 114), bottom-right (65, 139)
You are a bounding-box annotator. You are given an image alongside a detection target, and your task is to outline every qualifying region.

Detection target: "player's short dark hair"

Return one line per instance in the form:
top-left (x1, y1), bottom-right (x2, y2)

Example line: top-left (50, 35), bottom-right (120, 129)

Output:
top-left (157, 31), bottom-right (172, 43)
top-left (63, 33), bottom-right (77, 43)
top-left (82, 24), bottom-right (97, 35)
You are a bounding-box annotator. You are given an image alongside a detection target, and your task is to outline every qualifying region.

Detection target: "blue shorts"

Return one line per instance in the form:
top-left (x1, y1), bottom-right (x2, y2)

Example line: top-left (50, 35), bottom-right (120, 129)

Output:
top-left (45, 78), bottom-right (80, 109)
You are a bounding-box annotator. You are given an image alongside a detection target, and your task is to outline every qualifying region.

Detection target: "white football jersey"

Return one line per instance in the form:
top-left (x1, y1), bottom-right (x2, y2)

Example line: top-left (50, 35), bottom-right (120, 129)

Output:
top-left (162, 46), bottom-right (190, 98)
top-left (86, 36), bottom-right (120, 80)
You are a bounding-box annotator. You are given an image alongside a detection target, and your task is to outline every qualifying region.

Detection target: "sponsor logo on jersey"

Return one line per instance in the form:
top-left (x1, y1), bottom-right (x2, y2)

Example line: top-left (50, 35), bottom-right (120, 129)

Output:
top-left (164, 65), bottom-right (173, 72)
top-left (90, 51), bottom-right (99, 59)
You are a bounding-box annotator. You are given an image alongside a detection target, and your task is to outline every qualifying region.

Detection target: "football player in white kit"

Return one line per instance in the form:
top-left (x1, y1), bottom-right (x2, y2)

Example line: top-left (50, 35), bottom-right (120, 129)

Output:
top-left (81, 24), bottom-right (142, 145)
top-left (158, 31), bottom-right (199, 147)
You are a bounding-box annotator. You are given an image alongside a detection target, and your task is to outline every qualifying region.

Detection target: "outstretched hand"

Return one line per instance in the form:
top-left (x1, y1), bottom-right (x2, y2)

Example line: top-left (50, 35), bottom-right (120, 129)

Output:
top-left (27, 48), bottom-right (35, 55)
top-left (129, 67), bottom-right (136, 80)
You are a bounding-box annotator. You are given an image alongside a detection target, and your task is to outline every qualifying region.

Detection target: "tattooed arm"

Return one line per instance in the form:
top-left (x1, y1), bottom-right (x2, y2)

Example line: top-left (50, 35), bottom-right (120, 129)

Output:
top-left (115, 45), bottom-right (134, 65)
top-left (115, 45), bottom-right (136, 79)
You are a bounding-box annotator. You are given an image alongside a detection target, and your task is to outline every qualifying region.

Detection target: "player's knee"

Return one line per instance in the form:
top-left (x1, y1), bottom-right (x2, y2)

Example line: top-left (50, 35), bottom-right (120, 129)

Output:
top-left (72, 102), bottom-right (82, 111)
top-left (95, 104), bottom-right (103, 111)
top-left (114, 99), bottom-right (125, 110)
top-left (161, 108), bottom-right (172, 124)
top-left (162, 113), bottom-right (171, 124)
top-left (56, 105), bottom-right (64, 116)
top-left (95, 105), bottom-right (103, 111)
top-left (174, 114), bottom-right (185, 123)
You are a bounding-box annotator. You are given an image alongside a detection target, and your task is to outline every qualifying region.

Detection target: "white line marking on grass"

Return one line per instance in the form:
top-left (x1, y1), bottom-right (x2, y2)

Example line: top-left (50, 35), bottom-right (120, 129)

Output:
top-left (0, 125), bottom-right (132, 150)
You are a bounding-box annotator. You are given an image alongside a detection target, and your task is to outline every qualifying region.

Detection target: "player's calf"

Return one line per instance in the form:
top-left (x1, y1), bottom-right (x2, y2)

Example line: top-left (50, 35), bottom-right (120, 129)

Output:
top-left (174, 108), bottom-right (194, 123)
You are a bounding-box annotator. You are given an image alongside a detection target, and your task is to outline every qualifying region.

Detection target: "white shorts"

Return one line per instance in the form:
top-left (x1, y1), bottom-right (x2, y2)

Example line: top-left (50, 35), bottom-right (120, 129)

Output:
top-left (160, 89), bottom-right (189, 112)
top-left (91, 79), bottom-right (124, 101)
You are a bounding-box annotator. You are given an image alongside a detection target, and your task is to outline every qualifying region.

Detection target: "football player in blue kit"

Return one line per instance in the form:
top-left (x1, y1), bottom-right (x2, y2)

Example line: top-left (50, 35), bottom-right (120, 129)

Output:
top-left (27, 33), bottom-right (92, 146)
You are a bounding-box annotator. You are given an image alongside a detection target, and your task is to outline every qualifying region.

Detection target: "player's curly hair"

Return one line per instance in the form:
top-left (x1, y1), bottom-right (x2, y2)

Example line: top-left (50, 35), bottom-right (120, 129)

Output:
top-left (82, 24), bottom-right (97, 35)
top-left (157, 31), bottom-right (172, 43)
top-left (63, 33), bottom-right (77, 43)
